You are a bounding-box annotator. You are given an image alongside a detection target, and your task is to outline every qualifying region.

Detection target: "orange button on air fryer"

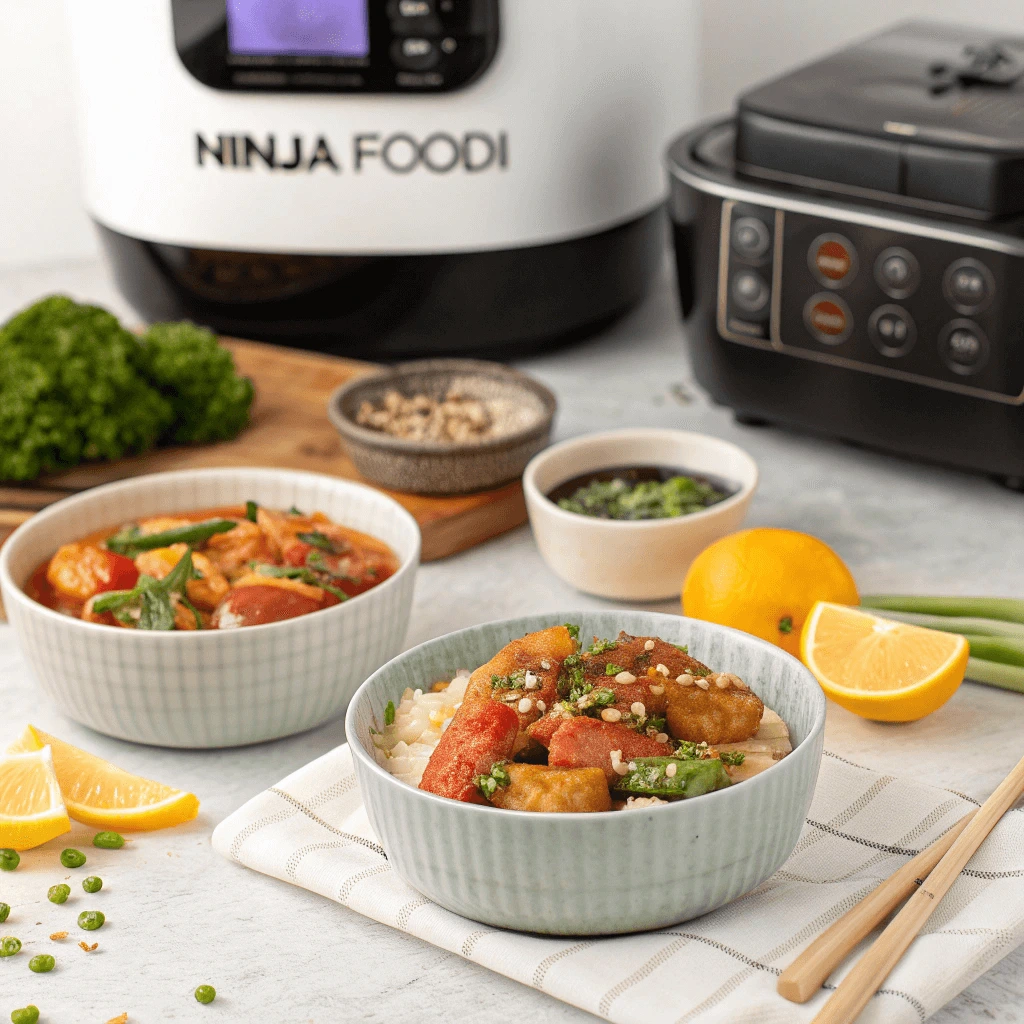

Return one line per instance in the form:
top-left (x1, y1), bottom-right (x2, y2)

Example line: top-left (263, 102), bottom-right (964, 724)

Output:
top-left (809, 233), bottom-right (858, 287)
top-left (804, 293), bottom-right (853, 345)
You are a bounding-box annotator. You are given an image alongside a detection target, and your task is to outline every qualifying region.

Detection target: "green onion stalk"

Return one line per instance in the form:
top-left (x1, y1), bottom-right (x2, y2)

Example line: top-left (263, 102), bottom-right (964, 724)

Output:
top-left (861, 595), bottom-right (1024, 694)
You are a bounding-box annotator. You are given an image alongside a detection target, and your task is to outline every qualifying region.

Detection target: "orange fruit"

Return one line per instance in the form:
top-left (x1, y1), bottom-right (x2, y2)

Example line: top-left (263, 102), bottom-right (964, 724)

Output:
top-left (682, 528), bottom-right (858, 656)
top-left (801, 602), bottom-right (968, 721)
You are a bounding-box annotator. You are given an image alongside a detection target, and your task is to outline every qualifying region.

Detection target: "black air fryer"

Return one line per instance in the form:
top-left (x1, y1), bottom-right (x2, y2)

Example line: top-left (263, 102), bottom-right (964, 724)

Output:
top-left (668, 21), bottom-right (1024, 485)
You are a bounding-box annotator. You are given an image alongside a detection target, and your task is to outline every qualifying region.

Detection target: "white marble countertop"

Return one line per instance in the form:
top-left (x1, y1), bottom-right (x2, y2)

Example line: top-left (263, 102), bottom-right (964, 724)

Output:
top-left (3, 255), bottom-right (1024, 1023)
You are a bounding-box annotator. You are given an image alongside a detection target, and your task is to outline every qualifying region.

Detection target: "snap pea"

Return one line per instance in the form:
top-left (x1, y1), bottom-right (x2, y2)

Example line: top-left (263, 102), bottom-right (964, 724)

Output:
top-left (0, 849), bottom-right (19, 871)
top-left (10, 1006), bottom-right (39, 1024)
top-left (194, 985), bottom-right (216, 1005)
top-left (60, 849), bottom-right (86, 869)
top-left (82, 876), bottom-right (102, 894)
top-left (105, 518), bottom-right (237, 556)
top-left (0, 936), bottom-right (22, 957)
top-left (77, 911), bottom-right (104, 932)
top-left (613, 757), bottom-right (733, 799)
top-left (92, 831), bottom-right (125, 850)
top-left (28, 954), bottom-right (54, 974)
top-left (47, 884), bottom-right (70, 905)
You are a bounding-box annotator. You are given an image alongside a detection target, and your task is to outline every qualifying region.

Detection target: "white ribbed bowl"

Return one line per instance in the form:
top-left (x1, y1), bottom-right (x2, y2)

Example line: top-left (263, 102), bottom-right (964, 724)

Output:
top-left (0, 468), bottom-right (420, 749)
top-left (347, 610), bottom-right (824, 935)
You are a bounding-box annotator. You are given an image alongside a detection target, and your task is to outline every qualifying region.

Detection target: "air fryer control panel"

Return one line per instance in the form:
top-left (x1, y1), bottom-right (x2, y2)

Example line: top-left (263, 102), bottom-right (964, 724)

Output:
top-left (173, 0), bottom-right (499, 93)
top-left (717, 201), bottom-right (1024, 402)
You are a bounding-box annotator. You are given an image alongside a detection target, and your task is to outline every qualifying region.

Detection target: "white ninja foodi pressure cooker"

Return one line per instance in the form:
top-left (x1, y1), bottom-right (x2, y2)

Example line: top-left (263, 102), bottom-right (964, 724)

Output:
top-left (65, 0), bottom-right (699, 357)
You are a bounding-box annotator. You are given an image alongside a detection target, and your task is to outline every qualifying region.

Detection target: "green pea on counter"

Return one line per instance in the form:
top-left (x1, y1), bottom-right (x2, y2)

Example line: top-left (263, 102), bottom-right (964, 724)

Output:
top-left (59, 849), bottom-right (86, 869)
top-left (47, 884), bottom-right (70, 905)
top-left (0, 936), bottom-right (22, 957)
top-left (0, 903), bottom-right (9, 924)
top-left (92, 832), bottom-right (125, 850)
top-left (10, 1006), bottom-right (40, 1024)
top-left (0, 850), bottom-right (19, 872)
top-left (194, 985), bottom-right (216, 1005)
top-left (77, 911), bottom-right (104, 932)
top-left (82, 876), bottom-right (102, 894)
top-left (28, 954), bottom-right (54, 974)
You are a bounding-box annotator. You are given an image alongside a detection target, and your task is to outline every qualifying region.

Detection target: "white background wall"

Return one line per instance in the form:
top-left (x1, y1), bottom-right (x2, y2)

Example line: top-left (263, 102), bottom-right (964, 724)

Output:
top-left (1, 0), bottom-right (1023, 269)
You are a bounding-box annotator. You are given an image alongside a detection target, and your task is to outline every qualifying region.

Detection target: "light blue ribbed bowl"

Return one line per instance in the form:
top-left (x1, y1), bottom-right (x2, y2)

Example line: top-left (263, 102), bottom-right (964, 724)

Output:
top-left (347, 610), bottom-right (825, 936)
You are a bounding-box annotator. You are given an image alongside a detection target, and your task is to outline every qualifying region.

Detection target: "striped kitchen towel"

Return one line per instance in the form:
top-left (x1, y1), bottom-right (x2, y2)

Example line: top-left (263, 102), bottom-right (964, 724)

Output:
top-left (212, 747), bottom-right (1024, 1024)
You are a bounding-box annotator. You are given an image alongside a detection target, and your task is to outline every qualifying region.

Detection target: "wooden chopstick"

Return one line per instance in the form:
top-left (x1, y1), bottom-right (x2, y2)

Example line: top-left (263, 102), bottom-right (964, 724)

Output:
top-left (777, 810), bottom-right (976, 1002)
top-left (810, 752), bottom-right (1024, 1024)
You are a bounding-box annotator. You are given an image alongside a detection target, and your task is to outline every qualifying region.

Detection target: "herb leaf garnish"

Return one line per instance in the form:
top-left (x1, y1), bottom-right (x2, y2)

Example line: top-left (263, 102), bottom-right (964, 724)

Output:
top-left (92, 549), bottom-right (198, 631)
top-left (474, 761), bottom-right (512, 800)
top-left (105, 519), bottom-right (237, 557)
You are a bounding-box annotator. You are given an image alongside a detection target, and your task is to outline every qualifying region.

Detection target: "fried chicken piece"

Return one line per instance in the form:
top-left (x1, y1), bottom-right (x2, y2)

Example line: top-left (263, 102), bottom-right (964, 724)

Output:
top-left (419, 701), bottom-right (519, 804)
top-left (664, 672), bottom-right (764, 745)
top-left (489, 764), bottom-right (611, 813)
top-left (547, 717), bottom-right (673, 783)
top-left (462, 625), bottom-right (575, 754)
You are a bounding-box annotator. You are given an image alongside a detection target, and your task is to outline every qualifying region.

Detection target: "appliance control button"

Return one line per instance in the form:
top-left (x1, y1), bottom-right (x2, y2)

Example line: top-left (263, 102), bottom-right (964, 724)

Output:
top-left (809, 233), bottom-right (858, 288)
top-left (868, 304), bottom-right (917, 357)
top-left (804, 293), bottom-right (853, 345)
top-left (730, 271), bottom-right (770, 315)
top-left (731, 217), bottom-right (771, 260)
top-left (943, 258), bottom-right (995, 314)
top-left (939, 319), bottom-right (990, 376)
top-left (874, 247), bottom-right (920, 300)
top-left (388, 0), bottom-right (443, 34)
top-left (391, 37), bottom-right (440, 70)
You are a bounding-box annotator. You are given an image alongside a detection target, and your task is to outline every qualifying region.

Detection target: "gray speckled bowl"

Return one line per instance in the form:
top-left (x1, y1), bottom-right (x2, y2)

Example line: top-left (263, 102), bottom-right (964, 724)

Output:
top-left (346, 610), bottom-right (825, 935)
top-left (328, 359), bottom-right (557, 495)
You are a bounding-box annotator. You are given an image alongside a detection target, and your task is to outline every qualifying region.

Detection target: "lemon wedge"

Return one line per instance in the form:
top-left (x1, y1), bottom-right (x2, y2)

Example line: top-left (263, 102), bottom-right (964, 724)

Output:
top-left (801, 601), bottom-right (969, 721)
top-left (0, 746), bottom-right (72, 850)
top-left (8, 726), bottom-right (199, 831)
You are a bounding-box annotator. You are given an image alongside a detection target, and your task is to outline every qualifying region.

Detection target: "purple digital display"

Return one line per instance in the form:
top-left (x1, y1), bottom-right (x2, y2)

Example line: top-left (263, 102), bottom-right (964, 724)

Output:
top-left (226, 0), bottom-right (370, 58)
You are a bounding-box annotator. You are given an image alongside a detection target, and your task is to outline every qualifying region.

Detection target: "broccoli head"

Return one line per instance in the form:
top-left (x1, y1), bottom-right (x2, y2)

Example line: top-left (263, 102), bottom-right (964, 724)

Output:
top-left (0, 296), bottom-right (173, 481)
top-left (141, 322), bottom-right (254, 445)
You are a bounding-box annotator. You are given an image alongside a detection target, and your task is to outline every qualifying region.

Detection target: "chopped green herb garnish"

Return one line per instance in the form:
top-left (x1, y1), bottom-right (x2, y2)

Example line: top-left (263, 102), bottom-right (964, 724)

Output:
top-left (564, 623), bottom-right (580, 642)
top-left (105, 518), bottom-right (237, 556)
top-left (569, 683), bottom-right (616, 711)
top-left (245, 500), bottom-right (258, 522)
top-left (297, 530), bottom-right (338, 553)
top-left (474, 761), bottom-right (512, 800)
top-left (672, 643), bottom-right (689, 653)
top-left (306, 549), bottom-right (360, 583)
top-left (250, 562), bottom-right (348, 602)
top-left (490, 669), bottom-right (527, 690)
top-left (719, 751), bottom-right (746, 767)
top-left (288, 506), bottom-right (303, 515)
top-left (675, 740), bottom-right (712, 761)
top-left (605, 663), bottom-right (626, 676)
top-left (384, 700), bottom-right (396, 726)
top-left (588, 638), bottom-right (618, 655)
top-left (93, 549), bottom-right (198, 631)
top-left (557, 475), bottom-right (726, 521)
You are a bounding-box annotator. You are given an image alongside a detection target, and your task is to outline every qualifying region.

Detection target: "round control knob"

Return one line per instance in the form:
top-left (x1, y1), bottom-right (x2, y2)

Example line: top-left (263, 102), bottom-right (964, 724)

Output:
top-left (939, 319), bottom-right (989, 376)
top-left (943, 258), bottom-right (995, 314)
top-left (731, 217), bottom-right (771, 260)
top-left (874, 247), bottom-right (920, 300)
top-left (730, 270), bottom-right (770, 315)
top-left (809, 233), bottom-right (858, 289)
top-left (868, 304), bottom-right (916, 357)
top-left (804, 293), bottom-right (853, 345)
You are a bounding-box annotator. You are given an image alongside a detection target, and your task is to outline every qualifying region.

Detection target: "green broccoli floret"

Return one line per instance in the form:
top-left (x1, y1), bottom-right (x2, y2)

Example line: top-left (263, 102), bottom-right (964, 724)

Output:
top-left (141, 322), bottom-right (254, 445)
top-left (0, 296), bottom-right (173, 481)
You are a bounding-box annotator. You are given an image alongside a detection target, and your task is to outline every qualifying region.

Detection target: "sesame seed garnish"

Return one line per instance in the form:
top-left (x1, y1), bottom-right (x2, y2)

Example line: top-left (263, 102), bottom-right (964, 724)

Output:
top-left (649, 684), bottom-right (665, 696)
top-left (656, 732), bottom-right (669, 743)
top-left (540, 660), bottom-right (551, 670)
top-left (676, 674), bottom-right (694, 686)
top-left (614, 762), bottom-right (630, 776)
top-left (524, 671), bottom-right (540, 690)
top-left (644, 639), bottom-right (655, 651)
top-left (656, 663), bottom-right (670, 677)
top-left (665, 762), bottom-right (678, 778)
top-left (414, 688), bottom-right (423, 698)
top-left (715, 675), bottom-right (731, 689)
top-left (630, 701), bottom-right (646, 716)
top-left (518, 697), bottom-right (533, 713)
top-left (536, 700), bottom-right (546, 712)
top-left (696, 677), bottom-right (711, 690)
top-left (627, 762), bottom-right (637, 772)
top-left (615, 671), bottom-right (637, 684)
top-left (601, 708), bottom-right (623, 723)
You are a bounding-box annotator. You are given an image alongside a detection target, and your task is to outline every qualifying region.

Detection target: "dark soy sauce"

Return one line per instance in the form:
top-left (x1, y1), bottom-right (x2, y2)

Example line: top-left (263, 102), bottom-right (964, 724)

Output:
top-left (546, 465), bottom-right (737, 506)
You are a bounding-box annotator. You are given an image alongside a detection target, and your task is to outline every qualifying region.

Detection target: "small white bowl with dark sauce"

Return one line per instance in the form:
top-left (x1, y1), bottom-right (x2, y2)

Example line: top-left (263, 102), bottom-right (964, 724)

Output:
top-left (523, 429), bottom-right (758, 601)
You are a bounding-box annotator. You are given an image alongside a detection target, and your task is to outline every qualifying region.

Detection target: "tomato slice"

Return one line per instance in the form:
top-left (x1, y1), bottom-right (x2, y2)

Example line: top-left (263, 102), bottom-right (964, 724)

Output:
top-left (99, 551), bottom-right (140, 593)
top-left (213, 585), bottom-right (338, 628)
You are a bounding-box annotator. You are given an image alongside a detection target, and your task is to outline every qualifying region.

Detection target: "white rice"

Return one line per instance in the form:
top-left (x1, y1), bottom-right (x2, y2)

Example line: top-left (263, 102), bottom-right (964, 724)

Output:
top-left (372, 671), bottom-right (470, 786)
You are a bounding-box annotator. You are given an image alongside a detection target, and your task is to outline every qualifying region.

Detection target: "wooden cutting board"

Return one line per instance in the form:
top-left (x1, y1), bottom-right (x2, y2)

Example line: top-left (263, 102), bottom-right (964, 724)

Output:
top-left (0, 338), bottom-right (528, 563)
